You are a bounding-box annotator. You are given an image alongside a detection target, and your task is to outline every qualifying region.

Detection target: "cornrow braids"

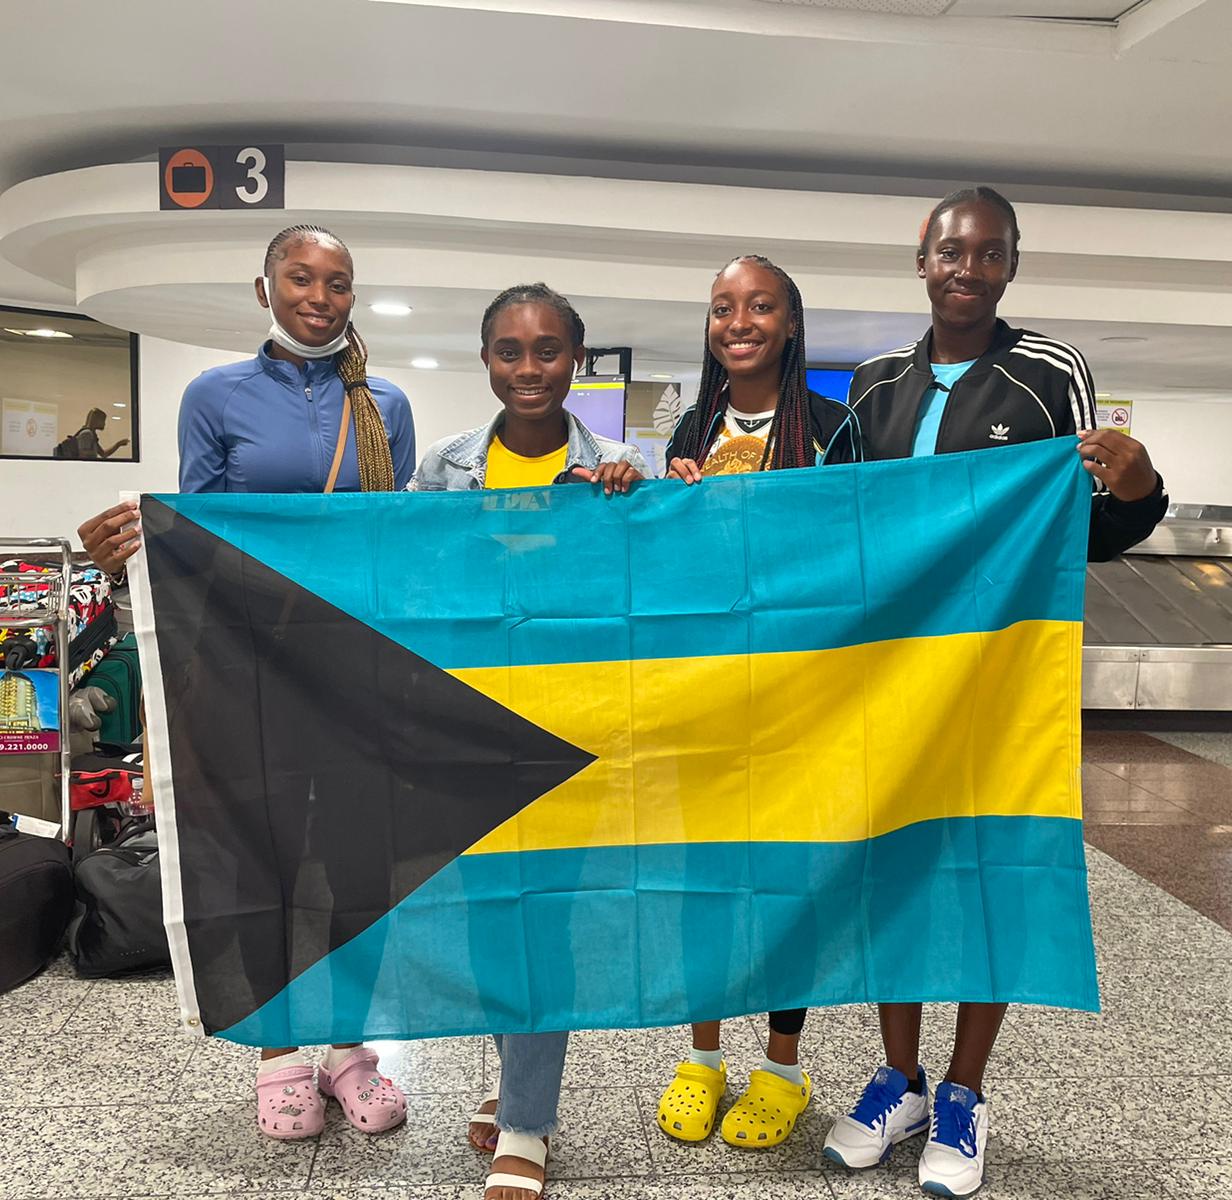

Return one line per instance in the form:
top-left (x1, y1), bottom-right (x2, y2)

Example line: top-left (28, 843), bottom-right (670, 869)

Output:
top-left (480, 282), bottom-right (586, 349)
top-left (264, 224), bottom-right (353, 275)
top-left (680, 255), bottom-right (814, 472)
top-left (918, 186), bottom-right (1021, 259)
top-left (334, 325), bottom-right (395, 492)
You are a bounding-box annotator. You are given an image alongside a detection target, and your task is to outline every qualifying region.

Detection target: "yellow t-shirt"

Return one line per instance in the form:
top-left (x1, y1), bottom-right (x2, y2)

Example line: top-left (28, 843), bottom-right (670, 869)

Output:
top-left (485, 436), bottom-right (569, 489)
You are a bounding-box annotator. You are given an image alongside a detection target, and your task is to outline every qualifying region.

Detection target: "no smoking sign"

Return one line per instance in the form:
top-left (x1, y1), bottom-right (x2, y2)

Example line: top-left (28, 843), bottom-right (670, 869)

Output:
top-left (1096, 398), bottom-right (1134, 436)
top-left (159, 145), bottom-right (285, 211)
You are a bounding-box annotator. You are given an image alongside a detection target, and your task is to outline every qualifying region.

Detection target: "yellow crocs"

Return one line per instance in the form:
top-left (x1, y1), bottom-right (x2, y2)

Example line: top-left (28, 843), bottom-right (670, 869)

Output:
top-left (656, 1060), bottom-right (727, 1142)
top-left (720, 1068), bottom-right (811, 1149)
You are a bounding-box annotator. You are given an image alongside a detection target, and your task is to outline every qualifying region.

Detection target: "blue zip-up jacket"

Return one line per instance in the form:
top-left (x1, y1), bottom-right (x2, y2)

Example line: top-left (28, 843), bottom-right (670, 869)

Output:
top-left (177, 342), bottom-right (415, 493)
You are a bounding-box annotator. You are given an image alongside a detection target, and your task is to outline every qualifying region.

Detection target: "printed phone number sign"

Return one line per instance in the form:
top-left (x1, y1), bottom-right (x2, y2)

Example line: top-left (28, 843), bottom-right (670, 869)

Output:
top-left (0, 668), bottom-right (59, 754)
top-left (159, 145), bottom-right (285, 211)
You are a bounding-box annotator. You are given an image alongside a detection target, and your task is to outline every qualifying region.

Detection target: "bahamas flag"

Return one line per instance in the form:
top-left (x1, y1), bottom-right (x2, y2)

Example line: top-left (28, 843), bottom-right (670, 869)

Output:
top-left (129, 438), bottom-right (1097, 1047)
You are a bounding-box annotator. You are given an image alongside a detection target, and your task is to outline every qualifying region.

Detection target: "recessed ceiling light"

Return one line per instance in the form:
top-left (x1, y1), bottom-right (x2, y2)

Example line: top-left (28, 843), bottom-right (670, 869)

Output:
top-left (649, 373), bottom-right (676, 380)
top-left (370, 302), bottom-right (413, 317)
top-left (112, 402), bottom-right (127, 408)
top-left (4, 326), bottom-right (73, 339)
top-left (111, 415), bottom-right (122, 421)
top-left (1099, 336), bottom-right (1148, 343)
top-left (410, 357), bottom-right (439, 369)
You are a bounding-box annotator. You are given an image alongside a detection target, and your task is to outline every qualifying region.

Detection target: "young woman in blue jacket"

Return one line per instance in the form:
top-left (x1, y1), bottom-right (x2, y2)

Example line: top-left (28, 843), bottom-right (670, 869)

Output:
top-left (79, 224), bottom-right (415, 1140)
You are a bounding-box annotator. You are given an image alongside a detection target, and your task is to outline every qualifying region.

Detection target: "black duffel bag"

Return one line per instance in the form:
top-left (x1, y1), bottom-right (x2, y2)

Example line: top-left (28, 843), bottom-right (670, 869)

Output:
top-left (0, 822), bottom-right (75, 993)
top-left (67, 817), bottom-right (170, 977)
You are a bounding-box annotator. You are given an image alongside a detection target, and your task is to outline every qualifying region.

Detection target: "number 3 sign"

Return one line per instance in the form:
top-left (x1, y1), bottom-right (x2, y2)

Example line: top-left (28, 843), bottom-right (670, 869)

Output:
top-left (159, 145), bottom-right (285, 211)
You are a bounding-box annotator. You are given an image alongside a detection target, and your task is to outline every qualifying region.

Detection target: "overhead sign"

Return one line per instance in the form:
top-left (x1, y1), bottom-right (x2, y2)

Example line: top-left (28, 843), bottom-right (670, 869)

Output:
top-left (1095, 398), bottom-right (1133, 436)
top-left (159, 145), bottom-right (285, 211)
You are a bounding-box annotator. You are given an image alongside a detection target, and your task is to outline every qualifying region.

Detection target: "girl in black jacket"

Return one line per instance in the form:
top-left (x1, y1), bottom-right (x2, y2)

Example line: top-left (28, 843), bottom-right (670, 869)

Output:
top-left (822, 186), bottom-right (1165, 1198)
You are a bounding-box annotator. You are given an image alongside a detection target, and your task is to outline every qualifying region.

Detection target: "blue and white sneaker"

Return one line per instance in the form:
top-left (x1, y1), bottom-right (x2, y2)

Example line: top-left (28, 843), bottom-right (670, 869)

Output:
top-left (918, 1081), bottom-right (989, 1197)
top-left (822, 1065), bottom-right (930, 1169)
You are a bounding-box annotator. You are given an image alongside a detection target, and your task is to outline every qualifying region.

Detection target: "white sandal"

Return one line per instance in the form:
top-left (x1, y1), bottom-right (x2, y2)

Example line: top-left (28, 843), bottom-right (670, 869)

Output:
top-left (469, 1083), bottom-right (501, 1148)
top-left (485, 1129), bottom-right (549, 1198)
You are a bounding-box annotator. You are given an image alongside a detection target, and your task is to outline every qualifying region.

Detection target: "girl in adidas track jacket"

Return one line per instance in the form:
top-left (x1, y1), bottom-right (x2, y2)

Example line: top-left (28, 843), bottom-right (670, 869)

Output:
top-left (821, 186), bottom-right (1167, 1199)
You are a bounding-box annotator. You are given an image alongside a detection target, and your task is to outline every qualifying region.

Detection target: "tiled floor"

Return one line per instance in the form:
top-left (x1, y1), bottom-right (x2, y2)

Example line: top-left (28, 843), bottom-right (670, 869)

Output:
top-left (2, 726), bottom-right (1230, 1200)
top-left (1082, 728), bottom-right (1232, 933)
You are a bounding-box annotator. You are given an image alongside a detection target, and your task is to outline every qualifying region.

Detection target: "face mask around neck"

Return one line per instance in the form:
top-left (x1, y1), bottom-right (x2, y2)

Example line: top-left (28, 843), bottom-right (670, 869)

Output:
top-left (263, 276), bottom-right (352, 359)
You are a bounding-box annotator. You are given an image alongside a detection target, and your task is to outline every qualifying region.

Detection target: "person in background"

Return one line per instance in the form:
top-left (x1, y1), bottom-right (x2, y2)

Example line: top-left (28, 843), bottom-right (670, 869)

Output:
top-left (821, 185), bottom-right (1165, 1198)
top-left (73, 408), bottom-right (129, 460)
top-left (78, 223), bottom-right (415, 1141)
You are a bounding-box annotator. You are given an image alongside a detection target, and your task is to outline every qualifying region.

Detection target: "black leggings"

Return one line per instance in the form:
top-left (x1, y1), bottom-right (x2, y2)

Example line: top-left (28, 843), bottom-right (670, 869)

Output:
top-left (769, 1008), bottom-right (806, 1036)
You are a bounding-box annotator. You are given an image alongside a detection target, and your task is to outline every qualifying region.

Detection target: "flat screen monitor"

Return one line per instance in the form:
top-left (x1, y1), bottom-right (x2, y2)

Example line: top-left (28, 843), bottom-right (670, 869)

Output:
top-left (806, 367), bottom-right (856, 406)
top-left (566, 375), bottom-right (626, 441)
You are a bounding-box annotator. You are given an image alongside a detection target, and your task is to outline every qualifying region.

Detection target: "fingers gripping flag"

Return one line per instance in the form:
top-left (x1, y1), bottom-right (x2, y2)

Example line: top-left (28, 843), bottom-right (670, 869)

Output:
top-left (130, 439), bottom-right (1098, 1045)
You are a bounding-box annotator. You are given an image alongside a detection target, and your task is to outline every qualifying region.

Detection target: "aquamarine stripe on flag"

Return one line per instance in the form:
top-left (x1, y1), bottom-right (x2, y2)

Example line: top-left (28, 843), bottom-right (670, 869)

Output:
top-left (217, 815), bottom-right (1098, 1048)
top-left (150, 438), bottom-right (1089, 672)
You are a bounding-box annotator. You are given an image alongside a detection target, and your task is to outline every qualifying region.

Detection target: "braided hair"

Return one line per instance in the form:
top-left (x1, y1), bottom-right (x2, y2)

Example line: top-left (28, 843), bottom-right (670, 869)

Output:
top-left (679, 255), bottom-right (813, 472)
top-left (480, 282), bottom-right (586, 349)
top-left (264, 224), bottom-right (394, 492)
top-left (918, 186), bottom-right (1021, 261)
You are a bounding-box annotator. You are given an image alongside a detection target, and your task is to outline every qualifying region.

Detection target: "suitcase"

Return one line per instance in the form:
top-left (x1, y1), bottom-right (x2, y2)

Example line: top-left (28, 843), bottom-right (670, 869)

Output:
top-left (87, 636), bottom-right (142, 746)
top-left (0, 822), bottom-right (74, 993)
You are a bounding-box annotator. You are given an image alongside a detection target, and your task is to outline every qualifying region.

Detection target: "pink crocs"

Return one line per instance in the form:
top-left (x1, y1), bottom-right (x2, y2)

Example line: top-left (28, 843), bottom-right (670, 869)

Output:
top-left (318, 1047), bottom-right (408, 1133)
top-left (255, 1063), bottom-right (325, 1139)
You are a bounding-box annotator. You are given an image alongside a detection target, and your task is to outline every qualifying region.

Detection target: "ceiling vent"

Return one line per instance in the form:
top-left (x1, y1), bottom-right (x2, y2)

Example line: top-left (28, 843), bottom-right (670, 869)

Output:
top-left (753, 0), bottom-right (957, 14)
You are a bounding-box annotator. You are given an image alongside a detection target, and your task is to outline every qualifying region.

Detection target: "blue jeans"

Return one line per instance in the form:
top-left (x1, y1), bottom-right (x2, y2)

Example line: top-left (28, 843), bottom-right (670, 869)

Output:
top-left (492, 1031), bottom-right (569, 1137)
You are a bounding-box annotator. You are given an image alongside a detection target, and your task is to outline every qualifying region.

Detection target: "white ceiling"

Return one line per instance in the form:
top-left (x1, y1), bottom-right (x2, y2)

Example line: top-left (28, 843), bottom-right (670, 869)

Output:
top-left (761, 0), bottom-right (1131, 14)
top-left (1, 0), bottom-right (1229, 399)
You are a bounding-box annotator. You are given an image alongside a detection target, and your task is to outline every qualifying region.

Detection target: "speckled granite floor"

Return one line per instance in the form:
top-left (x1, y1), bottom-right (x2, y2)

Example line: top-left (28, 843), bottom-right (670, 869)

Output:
top-left (2, 730), bottom-right (1230, 1200)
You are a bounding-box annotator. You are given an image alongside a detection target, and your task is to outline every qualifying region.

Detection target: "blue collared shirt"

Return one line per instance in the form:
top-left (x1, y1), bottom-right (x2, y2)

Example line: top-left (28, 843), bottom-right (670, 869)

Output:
top-left (177, 342), bottom-right (415, 493)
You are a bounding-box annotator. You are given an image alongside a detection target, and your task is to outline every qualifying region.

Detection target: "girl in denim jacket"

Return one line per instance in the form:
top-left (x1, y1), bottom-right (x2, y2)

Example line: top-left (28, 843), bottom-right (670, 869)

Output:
top-left (414, 282), bottom-right (645, 1200)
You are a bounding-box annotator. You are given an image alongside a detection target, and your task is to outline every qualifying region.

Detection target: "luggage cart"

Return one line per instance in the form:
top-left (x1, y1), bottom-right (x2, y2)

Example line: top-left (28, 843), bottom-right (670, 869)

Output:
top-left (0, 537), bottom-right (73, 834)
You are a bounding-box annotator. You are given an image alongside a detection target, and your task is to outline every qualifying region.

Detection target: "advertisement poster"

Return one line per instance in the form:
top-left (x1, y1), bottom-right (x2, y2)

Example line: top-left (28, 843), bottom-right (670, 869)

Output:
top-left (0, 668), bottom-right (60, 753)
top-left (1095, 398), bottom-right (1133, 436)
top-left (2, 397), bottom-right (59, 457)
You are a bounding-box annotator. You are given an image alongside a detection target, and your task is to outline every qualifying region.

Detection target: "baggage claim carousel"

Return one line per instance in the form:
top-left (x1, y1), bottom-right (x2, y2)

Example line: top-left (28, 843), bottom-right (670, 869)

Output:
top-left (1085, 505), bottom-right (1232, 711)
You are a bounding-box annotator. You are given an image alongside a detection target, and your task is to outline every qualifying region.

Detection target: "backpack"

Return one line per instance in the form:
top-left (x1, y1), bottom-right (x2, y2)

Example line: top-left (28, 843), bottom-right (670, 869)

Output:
top-left (52, 427), bottom-right (88, 460)
top-left (67, 817), bottom-right (170, 977)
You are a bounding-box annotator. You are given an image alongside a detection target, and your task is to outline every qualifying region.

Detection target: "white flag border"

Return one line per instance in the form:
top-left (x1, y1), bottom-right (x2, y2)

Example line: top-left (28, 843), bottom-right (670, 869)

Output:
top-left (124, 491), bottom-right (204, 1038)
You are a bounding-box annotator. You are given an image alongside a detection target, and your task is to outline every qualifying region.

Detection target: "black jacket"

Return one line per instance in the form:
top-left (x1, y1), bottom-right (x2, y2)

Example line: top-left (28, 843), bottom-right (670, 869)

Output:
top-left (844, 320), bottom-right (1167, 562)
top-left (665, 389), bottom-right (859, 468)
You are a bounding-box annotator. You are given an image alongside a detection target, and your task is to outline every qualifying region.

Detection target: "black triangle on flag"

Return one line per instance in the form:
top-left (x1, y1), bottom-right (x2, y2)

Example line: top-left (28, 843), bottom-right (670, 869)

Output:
top-left (141, 498), bottom-right (595, 1035)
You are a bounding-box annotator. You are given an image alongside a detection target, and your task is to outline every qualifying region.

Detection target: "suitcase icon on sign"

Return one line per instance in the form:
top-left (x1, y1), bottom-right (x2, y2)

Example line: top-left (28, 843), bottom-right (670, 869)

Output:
top-left (170, 161), bottom-right (208, 194)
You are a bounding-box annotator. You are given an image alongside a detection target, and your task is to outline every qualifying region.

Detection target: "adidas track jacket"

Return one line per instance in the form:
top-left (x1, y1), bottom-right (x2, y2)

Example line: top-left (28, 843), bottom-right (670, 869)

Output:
top-left (844, 320), bottom-right (1167, 561)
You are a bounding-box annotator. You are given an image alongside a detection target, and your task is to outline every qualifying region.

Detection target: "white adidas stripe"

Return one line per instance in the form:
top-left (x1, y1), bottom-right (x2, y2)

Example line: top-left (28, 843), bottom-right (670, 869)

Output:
top-left (1011, 345), bottom-right (1092, 433)
top-left (856, 343), bottom-right (916, 370)
top-left (1017, 335), bottom-right (1098, 430)
top-left (851, 364), bottom-right (913, 410)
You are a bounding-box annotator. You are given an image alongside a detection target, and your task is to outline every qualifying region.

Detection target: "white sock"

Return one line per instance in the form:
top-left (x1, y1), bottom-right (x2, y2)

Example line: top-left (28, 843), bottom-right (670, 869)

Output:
top-left (323, 1045), bottom-right (361, 1072)
top-left (256, 1049), bottom-right (309, 1078)
top-left (689, 1047), bottom-right (723, 1072)
top-left (760, 1055), bottom-right (804, 1085)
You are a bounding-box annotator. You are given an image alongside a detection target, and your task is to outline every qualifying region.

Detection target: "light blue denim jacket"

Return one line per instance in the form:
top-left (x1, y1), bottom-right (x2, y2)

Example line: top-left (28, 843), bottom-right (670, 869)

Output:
top-left (409, 411), bottom-right (649, 491)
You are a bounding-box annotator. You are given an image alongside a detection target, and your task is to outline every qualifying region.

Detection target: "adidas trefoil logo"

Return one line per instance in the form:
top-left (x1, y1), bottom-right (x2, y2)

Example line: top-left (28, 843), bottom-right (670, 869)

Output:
top-left (989, 423), bottom-right (1010, 442)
